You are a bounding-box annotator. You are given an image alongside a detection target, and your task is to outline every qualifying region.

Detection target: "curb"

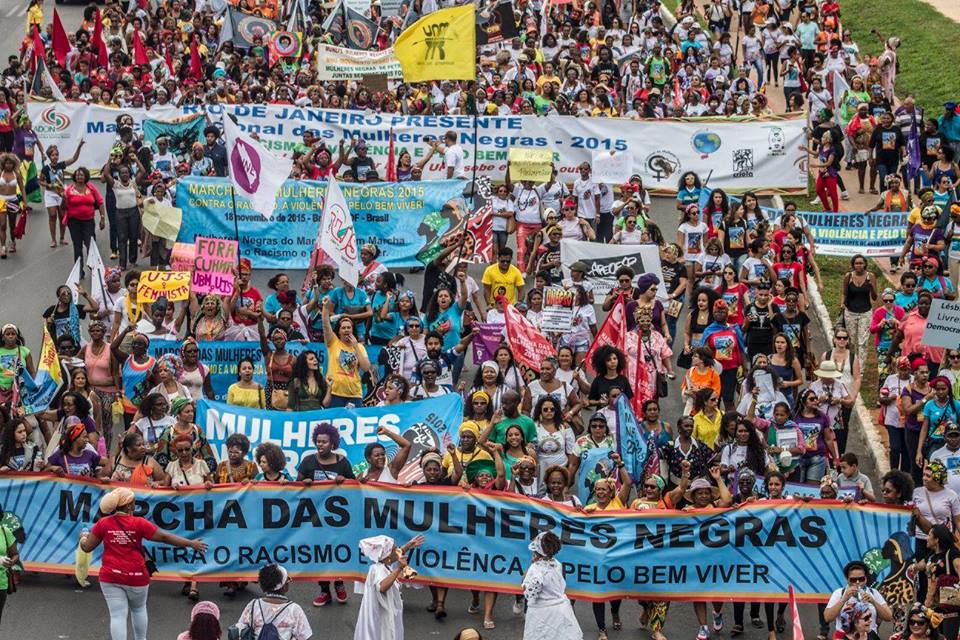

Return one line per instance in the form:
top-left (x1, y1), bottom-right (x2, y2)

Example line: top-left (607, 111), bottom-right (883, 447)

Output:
top-left (771, 195), bottom-right (890, 475)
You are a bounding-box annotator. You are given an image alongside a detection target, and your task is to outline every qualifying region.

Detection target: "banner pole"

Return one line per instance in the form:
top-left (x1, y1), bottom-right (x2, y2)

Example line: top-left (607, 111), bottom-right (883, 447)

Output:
top-left (230, 188), bottom-right (241, 268)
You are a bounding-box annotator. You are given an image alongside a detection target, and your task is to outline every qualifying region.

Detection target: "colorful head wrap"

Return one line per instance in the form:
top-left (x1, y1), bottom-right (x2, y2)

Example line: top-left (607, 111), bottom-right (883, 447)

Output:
top-left (170, 397), bottom-right (191, 417)
top-left (104, 266), bottom-right (122, 283)
top-left (459, 420), bottom-right (482, 438)
top-left (238, 257), bottom-right (252, 272)
top-left (420, 451), bottom-right (443, 469)
top-left (465, 459), bottom-right (497, 484)
top-left (929, 459), bottom-right (949, 486)
top-left (155, 353), bottom-right (183, 378)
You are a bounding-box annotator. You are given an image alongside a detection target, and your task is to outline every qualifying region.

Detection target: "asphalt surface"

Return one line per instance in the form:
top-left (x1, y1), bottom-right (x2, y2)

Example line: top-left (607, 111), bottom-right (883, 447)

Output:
top-left (0, 2), bottom-right (871, 634)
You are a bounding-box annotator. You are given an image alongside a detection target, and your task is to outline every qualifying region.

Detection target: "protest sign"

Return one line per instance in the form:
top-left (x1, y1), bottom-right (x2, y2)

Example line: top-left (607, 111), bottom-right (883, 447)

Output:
top-left (784, 482), bottom-right (859, 500)
top-left (923, 299), bottom-right (960, 349)
top-left (471, 322), bottom-right (504, 362)
top-left (169, 242), bottom-right (196, 272)
top-left (136, 270), bottom-right (191, 303)
top-left (176, 178), bottom-right (468, 269)
top-left (195, 395), bottom-right (463, 479)
top-left (508, 147), bottom-right (553, 182)
top-left (315, 44), bottom-right (404, 80)
top-left (504, 303), bottom-right (555, 372)
top-left (6, 474), bottom-right (908, 602)
top-left (475, 0), bottom-right (519, 45)
top-left (541, 286), bottom-right (575, 332)
top-left (560, 240), bottom-right (666, 298)
top-left (149, 340), bottom-right (326, 401)
top-left (592, 151), bottom-right (633, 184)
top-left (192, 236), bottom-right (237, 295)
top-left (141, 199), bottom-right (183, 241)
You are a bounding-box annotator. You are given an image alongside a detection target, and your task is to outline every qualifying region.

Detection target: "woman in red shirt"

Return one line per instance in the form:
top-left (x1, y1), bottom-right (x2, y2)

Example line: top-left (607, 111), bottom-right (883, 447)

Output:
top-left (80, 487), bottom-right (207, 640)
top-left (62, 167), bottom-right (106, 276)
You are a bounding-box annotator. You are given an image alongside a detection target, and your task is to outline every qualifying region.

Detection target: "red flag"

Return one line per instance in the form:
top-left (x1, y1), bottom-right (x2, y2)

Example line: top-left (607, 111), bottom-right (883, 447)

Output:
top-left (789, 586), bottom-right (804, 640)
top-left (52, 9), bottom-right (70, 67)
top-left (385, 128), bottom-right (397, 182)
top-left (189, 37), bottom-right (203, 81)
top-left (132, 30), bottom-right (149, 66)
top-left (504, 302), bottom-right (555, 373)
top-left (97, 38), bottom-right (108, 67)
top-left (30, 25), bottom-right (44, 70)
top-left (92, 8), bottom-right (104, 51)
top-left (164, 44), bottom-right (175, 76)
top-left (584, 293), bottom-right (628, 375)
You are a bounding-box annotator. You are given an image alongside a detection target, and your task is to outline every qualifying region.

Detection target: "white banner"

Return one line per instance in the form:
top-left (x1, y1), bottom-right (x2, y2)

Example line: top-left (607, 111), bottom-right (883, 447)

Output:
top-left (560, 240), bottom-right (667, 299)
top-left (27, 102), bottom-right (808, 190)
top-left (315, 44), bottom-right (404, 81)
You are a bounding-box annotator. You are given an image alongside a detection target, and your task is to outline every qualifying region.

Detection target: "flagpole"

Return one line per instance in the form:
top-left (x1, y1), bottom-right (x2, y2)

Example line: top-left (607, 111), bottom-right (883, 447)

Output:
top-left (230, 187), bottom-right (242, 268)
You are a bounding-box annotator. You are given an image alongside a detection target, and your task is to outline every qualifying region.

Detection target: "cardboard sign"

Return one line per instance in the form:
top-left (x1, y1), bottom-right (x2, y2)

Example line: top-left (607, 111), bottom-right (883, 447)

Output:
top-left (508, 147), bottom-right (553, 182)
top-left (169, 242), bottom-right (196, 272)
top-left (192, 237), bottom-right (237, 296)
top-left (141, 199), bottom-right (183, 241)
top-left (923, 299), bottom-right (960, 349)
top-left (592, 150), bottom-right (633, 184)
top-left (137, 270), bottom-right (191, 303)
top-left (541, 287), bottom-right (575, 333)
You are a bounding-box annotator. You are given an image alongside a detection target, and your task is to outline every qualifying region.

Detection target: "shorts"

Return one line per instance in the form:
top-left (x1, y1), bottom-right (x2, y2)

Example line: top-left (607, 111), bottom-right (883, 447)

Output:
top-left (44, 191), bottom-right (63, 208)
top-left (719, 368), bottom-right (738, 403)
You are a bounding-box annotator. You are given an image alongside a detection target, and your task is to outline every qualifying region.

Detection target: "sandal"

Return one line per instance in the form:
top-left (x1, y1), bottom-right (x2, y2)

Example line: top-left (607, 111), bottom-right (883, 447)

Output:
top-left (612, 617), bottom-right (622, 631)
top-left (752, 617), bottom-right (763, 628)
top-left (188, 589), bottom-right (200, 602)
top-left (776, 615), bottom-right (785, 633)
top-left (435, 605), bottom-right (447, 620)
top-left (426, 602), bottom-right (437, 613)
top-left (49, 241), bottom-right (56, 248)
top-left (0, 247), bottom-right (5, 259)
top-left (732, 624), bottom-right (744, 637)
top-left (483, 620), bottom-right (495, 630)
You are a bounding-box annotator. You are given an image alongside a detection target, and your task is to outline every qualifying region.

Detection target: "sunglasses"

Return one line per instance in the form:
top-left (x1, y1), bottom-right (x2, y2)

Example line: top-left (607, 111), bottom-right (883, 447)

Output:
top-left (910, 620), bottom-right (927, 626)
top-left (835, 335), bottom-right (849, 340)
top-left (644, 483), bottom-right (659, 490)
top-left (408, 323), bottom-right (421, 328)
top-left (848, 576), bottom-right (867, 583)
top-left (950, 354), bottom-right (960, 359)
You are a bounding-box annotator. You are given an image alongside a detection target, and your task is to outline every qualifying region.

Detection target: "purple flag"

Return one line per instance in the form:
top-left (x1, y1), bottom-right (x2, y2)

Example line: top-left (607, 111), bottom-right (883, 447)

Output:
top-left (471, 322), bottom-right (504, 363)
top-left (907, 117), bottom-right (922, 182)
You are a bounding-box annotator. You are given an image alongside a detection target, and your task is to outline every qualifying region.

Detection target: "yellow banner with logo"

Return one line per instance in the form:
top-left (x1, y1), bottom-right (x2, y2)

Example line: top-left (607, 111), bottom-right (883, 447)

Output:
top-left (394, 4), bottom-right (476, 82)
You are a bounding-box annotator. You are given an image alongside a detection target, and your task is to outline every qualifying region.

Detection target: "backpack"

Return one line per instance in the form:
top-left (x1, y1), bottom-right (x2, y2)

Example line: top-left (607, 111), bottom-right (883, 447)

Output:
top-left (256, 599), bottom-right (292, 640)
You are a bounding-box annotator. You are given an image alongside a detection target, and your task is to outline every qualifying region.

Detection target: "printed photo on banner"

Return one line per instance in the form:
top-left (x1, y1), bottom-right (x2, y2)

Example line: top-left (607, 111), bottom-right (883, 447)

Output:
top-left (192, 236), bottom-right (237, 295)
top-left (136, 270), bottom-right (191, 303)
top-left (5, 474), bottom-right (908, 599)
top-left (560, 239), bottom-right (667, 298)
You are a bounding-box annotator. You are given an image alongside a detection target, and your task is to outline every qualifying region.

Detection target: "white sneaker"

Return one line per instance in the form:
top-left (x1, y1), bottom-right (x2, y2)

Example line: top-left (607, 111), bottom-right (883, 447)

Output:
top-left (841, 191), bottom-right (850, 200)
top-left (512, 599), bottom-right (524, 615)
top-left (809, 198), bottom-right (820, 205)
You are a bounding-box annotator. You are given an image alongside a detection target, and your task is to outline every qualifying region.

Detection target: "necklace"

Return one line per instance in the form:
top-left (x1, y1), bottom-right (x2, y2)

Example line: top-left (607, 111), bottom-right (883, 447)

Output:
top-left (125, 294), bottom-right (142, 324)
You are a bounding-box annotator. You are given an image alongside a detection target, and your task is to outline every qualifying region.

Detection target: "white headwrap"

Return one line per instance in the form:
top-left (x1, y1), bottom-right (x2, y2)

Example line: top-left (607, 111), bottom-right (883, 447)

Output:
top-left (359, 535), bottom-right (396, 562)
top-left (528, 532), bottom-right (549, 556)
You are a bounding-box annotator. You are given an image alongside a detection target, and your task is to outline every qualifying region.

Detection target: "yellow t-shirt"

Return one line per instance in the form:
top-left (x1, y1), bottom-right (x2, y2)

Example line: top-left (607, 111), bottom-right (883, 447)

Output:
top-left (227, 383), bottom-right (265, 409)
top-left (692, 409), bottom-right (723, 449)
top-left (327, 338), bottom-right (367, 399)
top-left (481, 264), bottom-right (525, 305)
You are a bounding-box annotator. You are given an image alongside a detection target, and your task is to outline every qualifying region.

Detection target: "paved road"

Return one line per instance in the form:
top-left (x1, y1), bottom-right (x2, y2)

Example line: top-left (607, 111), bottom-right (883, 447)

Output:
top-left (0, 2), bottom-right (869, 635)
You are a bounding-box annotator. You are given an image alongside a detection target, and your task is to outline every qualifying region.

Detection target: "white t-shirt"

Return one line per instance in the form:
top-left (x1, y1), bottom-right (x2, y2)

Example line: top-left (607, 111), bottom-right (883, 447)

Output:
top-left (444, 144), bottom-right (466, 179)
top-left (931, 445), bottom-right (960, 495)
top-left (537, 181), bottom-right (569, 213)
top-left (491, 196), bottom-right (514, 232)
top-left (573, 178), bottom-right (601, 220)
top-left (236, 598), bottom-right (313, 640)
top-left (912, 485), bottom-right (960, 540)
top-left (678, 221), bottom-right (709, 260)
top-left (697, 252), bottom-right (732, 288)
top-left (825, 587), bottom-right (888, 633)
top-left (513, 184), bottom-right (542, 224)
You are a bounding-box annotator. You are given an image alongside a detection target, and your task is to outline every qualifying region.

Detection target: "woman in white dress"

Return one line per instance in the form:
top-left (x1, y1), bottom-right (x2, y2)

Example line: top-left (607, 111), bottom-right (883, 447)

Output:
top-left (354, 534), bottom-right (425, 640)
top-left (521, 532), bottom-right (583, 640)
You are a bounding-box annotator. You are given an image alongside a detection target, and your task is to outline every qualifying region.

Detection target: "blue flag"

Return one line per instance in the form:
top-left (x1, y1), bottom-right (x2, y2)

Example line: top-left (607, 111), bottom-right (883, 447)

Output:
top-left (574, 446), bottom-right (614, 506)
top-left (615, 394), bottom-right (648, 484)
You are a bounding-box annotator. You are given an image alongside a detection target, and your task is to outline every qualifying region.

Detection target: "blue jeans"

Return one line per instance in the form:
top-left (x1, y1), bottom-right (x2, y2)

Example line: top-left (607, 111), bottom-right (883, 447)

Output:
top-left (101, 582), bottom-right (149, 640)
top-left (877, 162), bottom-right (899, 190)
top-left (797, 455), bottom-right (827, 483)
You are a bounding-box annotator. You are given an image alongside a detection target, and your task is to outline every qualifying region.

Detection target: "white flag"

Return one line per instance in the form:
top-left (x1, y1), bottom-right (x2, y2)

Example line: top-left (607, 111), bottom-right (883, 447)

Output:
top-left (65, 257), bottom-right (82, 304)
top-left (85, 243), bottom-right (112, 312)
top-left (318, 176), bottom-right (361, 287)
top-left (222, 116), bottom-right (292, 219)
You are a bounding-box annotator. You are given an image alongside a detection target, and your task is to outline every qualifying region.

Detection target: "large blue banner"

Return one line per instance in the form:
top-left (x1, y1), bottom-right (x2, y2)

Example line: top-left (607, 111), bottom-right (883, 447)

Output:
top-left (1, 474), bottom-right (909, 602)
top-left (174, 177), bottom-right (468, 269)
top-left (195, 395), bottom-right (463, 480)
top-left (148, 340), bottom-right (327, 402)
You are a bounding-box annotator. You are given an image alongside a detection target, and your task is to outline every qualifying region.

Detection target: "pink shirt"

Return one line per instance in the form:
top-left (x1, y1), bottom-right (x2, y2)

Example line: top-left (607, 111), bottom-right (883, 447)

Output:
top-left (901, 311), bottom-right (944, 364)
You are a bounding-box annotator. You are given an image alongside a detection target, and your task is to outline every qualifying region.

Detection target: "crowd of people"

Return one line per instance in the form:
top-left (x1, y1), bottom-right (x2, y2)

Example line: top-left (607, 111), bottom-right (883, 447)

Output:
top-left (0, 0), bottom-right (958, 638)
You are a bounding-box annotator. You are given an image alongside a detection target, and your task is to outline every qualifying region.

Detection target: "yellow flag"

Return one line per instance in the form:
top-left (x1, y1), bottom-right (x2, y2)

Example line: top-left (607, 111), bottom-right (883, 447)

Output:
top-left (394, 4), bottom-right (476, 82)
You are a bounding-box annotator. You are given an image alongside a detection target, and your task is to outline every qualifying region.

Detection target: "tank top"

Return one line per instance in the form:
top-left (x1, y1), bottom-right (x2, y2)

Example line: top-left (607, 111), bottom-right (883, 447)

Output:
top-left (689, 310), bottom-right (711, 340)
top-left (769, 362), bottom-right (795, 403)
top-left (268, 351), bottom-right (293, 386)
top-left (84, 342), bottom-right (116, 392)
top-left (827, 348), bottom-right (855, 392)
top-left (528, 380), bottom-right (570, 411)
top-left (845, 276), bottom-right (873, 313)
top-left (113, 181), bottom-right (138, 210)
top-left (179, 365), bottom-right (205, 401)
